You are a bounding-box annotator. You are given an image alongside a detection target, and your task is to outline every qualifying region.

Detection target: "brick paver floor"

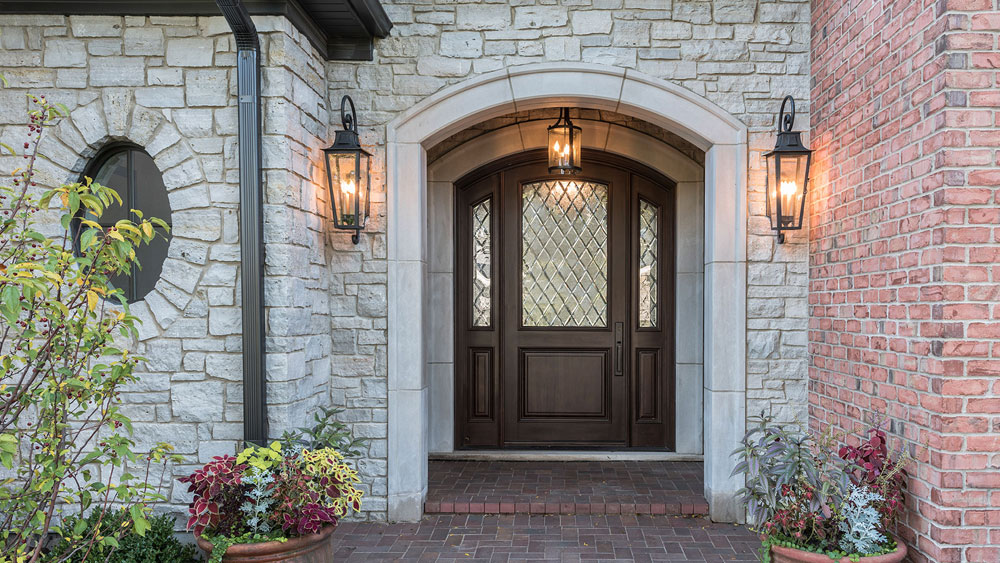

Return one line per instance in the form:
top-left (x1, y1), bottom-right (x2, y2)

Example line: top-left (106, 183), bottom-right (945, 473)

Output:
top-left (426, 461), bottom-right (708, 516)
top-left (332, 514), bottom-right (759, 562)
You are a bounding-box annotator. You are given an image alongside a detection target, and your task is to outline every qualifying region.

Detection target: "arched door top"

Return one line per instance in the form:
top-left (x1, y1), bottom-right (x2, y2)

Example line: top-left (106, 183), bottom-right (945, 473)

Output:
top-left (388, 63), bottom-right (747, 150)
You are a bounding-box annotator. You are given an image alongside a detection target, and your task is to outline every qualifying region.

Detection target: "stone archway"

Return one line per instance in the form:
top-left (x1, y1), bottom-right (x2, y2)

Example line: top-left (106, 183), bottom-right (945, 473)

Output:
top-left (385, 63), bottom-right (748, 522)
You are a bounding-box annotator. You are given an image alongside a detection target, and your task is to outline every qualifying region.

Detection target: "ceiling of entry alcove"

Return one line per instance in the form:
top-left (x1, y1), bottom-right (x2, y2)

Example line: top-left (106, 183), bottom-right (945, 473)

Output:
top-left (426, 108), bottom-right (707, 168)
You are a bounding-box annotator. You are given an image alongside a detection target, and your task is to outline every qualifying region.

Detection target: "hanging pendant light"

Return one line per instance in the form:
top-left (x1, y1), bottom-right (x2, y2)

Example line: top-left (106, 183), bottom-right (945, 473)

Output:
top-left (547, 108), bottom-right (582, 175)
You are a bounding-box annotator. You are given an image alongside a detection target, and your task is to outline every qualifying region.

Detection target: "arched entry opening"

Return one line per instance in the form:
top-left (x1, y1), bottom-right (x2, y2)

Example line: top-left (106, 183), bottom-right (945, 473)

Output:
top-left (386, 63), bottom-right (748, 522)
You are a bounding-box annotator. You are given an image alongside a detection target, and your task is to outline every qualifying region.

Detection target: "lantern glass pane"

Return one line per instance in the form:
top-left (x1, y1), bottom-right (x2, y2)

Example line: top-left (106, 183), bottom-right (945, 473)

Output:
top-left (765, 153), bottom-right (779, 228)
top-left (548, 125), bottom-right (582, 172)
top-left (778, 154), bottom-right (806, 228)
top-left (329, 152), bottom-right (359, 227)
top-left (548, 125), bottom-right (570, 170)
top-left (767, 153), bottom-right (806, 230)
top-left (357, 152), bottom-right (369, 227)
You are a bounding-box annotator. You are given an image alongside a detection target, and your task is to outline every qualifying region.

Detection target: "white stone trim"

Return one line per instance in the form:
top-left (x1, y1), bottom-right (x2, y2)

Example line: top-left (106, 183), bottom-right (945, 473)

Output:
top-left (386, 62), bottom-right (748, 523)
top-left (36, 99), bottom-right (209, 339)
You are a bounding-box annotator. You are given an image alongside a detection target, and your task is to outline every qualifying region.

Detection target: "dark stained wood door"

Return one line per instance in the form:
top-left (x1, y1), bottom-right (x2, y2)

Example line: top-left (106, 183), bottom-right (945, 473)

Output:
top-left (455, 150), bottom-right (675, 449)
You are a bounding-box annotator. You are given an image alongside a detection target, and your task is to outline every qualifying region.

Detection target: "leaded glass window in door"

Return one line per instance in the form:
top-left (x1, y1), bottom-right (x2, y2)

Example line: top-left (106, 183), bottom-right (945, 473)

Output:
top-left (521, 180), bottom-right (608, 327)
top-left (471, 198), bottom-right (492, 327)
top-left (638, 199), bottom-right (658, 328)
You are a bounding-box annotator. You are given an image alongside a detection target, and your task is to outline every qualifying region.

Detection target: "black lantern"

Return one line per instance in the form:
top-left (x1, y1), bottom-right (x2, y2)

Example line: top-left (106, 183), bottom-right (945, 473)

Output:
top-left (324, 95), bottom-right (371, 244)
top-left (547, 108), bottom-right (582, 174)
top-left (764, 96), bottom-right (812, 243)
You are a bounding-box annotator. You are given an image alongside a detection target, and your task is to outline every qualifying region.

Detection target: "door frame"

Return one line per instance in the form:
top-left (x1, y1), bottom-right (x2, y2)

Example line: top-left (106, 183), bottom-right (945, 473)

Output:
top-left (453, 149), bottom-right (676, 451)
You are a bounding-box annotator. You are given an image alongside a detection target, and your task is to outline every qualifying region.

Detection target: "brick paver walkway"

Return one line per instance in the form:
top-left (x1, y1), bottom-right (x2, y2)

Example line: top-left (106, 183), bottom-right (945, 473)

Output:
top-left (332, 514), bottom-right (759, 562)
top-left (426, 461), bottom-right (708, 516)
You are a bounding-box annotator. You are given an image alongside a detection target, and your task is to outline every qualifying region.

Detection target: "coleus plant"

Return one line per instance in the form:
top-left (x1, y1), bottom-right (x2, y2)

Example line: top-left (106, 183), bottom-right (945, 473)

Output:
top-left (178, 441), bottom-right (363, 556)
top-left (839, 424), bottom-right (908, 524)
top-left (177, 455), bottom-right (247, 536)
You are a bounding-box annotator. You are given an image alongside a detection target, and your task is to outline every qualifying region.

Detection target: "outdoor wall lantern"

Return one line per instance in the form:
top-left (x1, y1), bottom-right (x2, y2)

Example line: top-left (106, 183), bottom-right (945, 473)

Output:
top-left (764, 95), bottom-right (812, 243)
top-left (548, 108), bottom-right (582, 174)
top-left (324, 95), bottom-right (371, 244)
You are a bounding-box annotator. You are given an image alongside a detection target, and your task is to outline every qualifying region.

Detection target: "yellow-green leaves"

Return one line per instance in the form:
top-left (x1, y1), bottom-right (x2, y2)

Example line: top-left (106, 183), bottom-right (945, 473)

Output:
top-left (0, 433), bottom-right (17, 469)
top-left (236, 441), bottom-right (284, 472)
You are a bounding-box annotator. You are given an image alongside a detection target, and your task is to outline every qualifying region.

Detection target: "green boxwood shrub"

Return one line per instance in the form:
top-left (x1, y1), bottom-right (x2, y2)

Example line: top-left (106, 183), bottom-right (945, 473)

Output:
top-left (46, 509), bottom-right (200, 563)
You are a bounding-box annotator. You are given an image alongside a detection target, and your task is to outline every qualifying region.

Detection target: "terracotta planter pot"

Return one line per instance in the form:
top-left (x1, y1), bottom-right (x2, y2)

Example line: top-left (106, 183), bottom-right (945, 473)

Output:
top-left (195, 525), bottom-right (336, 563)
top-left (770, 537), bottom-right (907, 563)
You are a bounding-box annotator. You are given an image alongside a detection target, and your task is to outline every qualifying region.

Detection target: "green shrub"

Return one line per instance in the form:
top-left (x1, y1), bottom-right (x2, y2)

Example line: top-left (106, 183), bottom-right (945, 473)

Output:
top-left (46, 510), bottom-right (200, 563)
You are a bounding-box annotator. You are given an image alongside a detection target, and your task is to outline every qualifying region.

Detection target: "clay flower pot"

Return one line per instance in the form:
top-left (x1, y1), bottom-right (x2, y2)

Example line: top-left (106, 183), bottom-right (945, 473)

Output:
top-left (195, 525), bottom-right (336, 563)
top-left (770, 537), bottom-right (907, 563)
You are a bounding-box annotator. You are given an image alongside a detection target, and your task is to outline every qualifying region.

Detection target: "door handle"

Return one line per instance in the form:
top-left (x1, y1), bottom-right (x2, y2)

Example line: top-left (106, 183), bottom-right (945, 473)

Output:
top-left (614, 322), bottom-right (623, 376)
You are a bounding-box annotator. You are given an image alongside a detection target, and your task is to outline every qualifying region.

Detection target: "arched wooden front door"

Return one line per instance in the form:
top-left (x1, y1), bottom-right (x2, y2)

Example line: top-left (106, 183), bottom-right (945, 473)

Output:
top-left (455, 150), bottom-right (675, 450)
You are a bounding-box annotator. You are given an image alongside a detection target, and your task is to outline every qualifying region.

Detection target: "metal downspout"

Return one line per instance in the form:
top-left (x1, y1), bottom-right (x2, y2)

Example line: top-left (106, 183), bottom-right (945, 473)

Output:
top-left (216, 0), bottom-right (267, 445)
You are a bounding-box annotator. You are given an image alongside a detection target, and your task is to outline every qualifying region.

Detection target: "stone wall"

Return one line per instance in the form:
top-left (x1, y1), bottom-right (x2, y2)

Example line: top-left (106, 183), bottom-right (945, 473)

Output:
top-left (810, 0), bottom-right (1000, 561)
top-left (0, 13), bottom-right (381, 518)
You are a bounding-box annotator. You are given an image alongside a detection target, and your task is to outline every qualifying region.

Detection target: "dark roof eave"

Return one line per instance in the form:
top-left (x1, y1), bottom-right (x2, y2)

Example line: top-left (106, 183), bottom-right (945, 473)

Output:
top-left (346, 0), bottom-right (391, 38)
top-left (0, 0), bottom-right (392, 60)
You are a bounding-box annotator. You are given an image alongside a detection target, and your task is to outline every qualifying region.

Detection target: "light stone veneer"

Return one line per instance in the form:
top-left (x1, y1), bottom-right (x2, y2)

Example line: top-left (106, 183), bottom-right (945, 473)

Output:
top-left (1, 0), bottom-right (811, 523)
top-left (0, 14), bottom-right (387, 520)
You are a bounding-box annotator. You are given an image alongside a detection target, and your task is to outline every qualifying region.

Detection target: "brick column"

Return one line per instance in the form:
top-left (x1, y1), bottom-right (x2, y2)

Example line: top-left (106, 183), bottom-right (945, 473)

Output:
top-left (810, 1), bottom-right (1000, 561)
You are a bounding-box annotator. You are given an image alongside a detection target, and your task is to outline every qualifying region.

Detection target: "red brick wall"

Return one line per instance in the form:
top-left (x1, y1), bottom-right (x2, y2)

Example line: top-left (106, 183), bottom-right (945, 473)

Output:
top-left (809, 1), bottom-right (1000, 562)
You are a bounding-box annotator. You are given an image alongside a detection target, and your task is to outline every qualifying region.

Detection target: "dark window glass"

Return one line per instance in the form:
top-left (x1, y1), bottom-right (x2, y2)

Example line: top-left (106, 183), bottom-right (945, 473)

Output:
top-left (79, 145), bottom-right (173, 303)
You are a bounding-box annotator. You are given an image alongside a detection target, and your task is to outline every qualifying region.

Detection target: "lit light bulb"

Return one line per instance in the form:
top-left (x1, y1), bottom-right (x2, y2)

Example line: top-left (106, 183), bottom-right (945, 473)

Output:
top-left (775, 180), bottom-right (798, 222)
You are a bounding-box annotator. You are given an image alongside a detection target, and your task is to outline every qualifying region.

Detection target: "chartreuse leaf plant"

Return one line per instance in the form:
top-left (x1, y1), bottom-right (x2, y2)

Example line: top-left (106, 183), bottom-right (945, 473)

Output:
top-left (0, 90), bottom-right (179, 562)
top-left (179, 441), bottom-right (364, 563)
top-left (732, 414), bottom-right (910, 563)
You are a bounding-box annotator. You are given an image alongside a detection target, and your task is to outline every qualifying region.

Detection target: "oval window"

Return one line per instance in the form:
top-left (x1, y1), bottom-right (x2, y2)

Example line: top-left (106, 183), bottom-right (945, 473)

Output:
top-left (79, 145), bottom-right (173, 303)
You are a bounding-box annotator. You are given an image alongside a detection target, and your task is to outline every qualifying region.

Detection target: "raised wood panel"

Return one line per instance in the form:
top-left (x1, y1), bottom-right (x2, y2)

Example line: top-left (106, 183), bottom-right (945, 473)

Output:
top-left (471, 348), bottom-right (493, 419)
top-left (636, 349), bottom-right (659, 421)
top-left (519, 349), bottom-right (609, 418)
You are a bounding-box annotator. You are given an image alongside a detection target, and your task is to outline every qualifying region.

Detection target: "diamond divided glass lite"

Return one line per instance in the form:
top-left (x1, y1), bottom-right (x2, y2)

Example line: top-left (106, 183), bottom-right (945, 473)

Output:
top-left (638, 199), bottom-right (658, 328)
top-left (471, 198), bottom-right (492, 327)
top-left (521, 180), bottom-right (608, 327)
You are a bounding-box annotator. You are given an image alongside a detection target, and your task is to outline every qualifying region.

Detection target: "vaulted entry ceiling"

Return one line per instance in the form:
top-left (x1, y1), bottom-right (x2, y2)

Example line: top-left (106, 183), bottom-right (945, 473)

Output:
top-left (0, 0), bottom-right (392, 59)
top-left (427, 108), bottom-right (707, 168)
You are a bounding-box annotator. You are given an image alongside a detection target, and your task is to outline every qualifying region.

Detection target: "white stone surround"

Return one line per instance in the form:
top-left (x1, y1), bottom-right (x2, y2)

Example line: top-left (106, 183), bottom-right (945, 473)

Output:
top-left (386, 63), bottom-right (748, 522)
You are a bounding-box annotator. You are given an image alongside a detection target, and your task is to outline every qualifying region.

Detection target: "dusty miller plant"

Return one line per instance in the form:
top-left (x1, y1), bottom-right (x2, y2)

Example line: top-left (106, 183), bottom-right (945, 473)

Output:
top-left (0, 90), bottom-right (179, 562)
top-left (239, 469), bottom-right (275, 534)
top-left (838, 485), bottom-right (886, 555)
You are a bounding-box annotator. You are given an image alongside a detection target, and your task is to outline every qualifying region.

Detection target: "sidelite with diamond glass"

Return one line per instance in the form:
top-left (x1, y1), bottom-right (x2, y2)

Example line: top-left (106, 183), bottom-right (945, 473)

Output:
top-left (638, 200), bottom-right (658, 328)
top-left (521, 180), bottom-right (608, 327)
top-left (471, 199), bottom-right (492, 327)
